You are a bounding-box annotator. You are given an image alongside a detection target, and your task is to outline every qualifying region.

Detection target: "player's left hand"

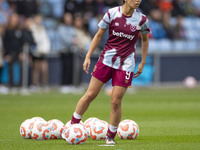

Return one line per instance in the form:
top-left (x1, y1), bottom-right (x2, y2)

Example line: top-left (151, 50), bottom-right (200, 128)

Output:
top-left (133, 63), bottom-right (144, 78)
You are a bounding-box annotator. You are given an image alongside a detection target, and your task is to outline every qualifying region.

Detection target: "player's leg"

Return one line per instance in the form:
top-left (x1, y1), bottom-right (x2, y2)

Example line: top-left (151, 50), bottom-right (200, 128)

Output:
top-left (110, 86), bottom-right (127, 126)
top-left (106, 86), bottom-right (127, 144)
top-left (40, 59), bottom-right (48, 86)
top-left (106, 69), bottom-right (133, 144)
top-left (71, 61), bottom-right (112, 124)
top-left (71, 76), bottom-right (104, 124)
top-left (32, 59), bottom-right (40, 86)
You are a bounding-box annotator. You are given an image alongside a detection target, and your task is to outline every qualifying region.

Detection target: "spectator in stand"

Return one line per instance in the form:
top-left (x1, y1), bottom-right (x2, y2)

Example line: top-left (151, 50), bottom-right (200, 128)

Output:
top-left (88, 14), bottom-right (109, 50)
top-left (192, 0), bottom-right (200, 16)
top-left (139, 0), bottom-right (159, 16)
top-left (172, 0), bottom-right (186, 16)
top-left (22, 18), bottom-right (36, 51)
top-left (157, 0), bottom-right (174, 36)
top-left (30, 14), bottom-right (50, 90)
top-left (15, 0), bottom-right (39, 18)
top-left (37, 0), bottom-right (52, 18)
top-left (64, 0), bottom-right (83, 14)
top-left (21, 18), bottom-right (36, 87)
top-left (40, 0), bottom-right (65, 19)
top-left (57, 12), bottom-right (76, 87)
top-left (3, 13), bottom-right (23, 88)
top-left (82, 0), bottom-right (98, 30)
top-left (162, 11), bottom-right (174, 39)
top-left (83, 0), bottom-right (97, 15)
top-left (0, 0), bottom-right (13, 25)
top-left (74, 14), bottom-right (92, 52)
top-left (95, 0), bottom-right (105, 15)
top-left (185, 0), bottom-right (197, 16)
top-left (173, 15), bottom-right (185, 40)
top-left (117, 0), bottom-right (123, 6)
top-left (104, 0), bottom-right (118, 9)
top-left (149, 8), bottom-right (167, 39)
top-left (158, 0), bottom-right (173, 12)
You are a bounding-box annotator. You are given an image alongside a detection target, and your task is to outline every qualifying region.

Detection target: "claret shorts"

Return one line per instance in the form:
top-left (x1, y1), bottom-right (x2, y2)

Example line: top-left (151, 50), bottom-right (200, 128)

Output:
top-left (92, 61), bottom-right (134, 87)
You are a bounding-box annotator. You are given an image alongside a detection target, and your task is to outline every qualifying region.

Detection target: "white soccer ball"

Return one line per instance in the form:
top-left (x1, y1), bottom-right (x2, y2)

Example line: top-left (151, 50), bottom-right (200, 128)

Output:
top-left (84, 117), bottom-right (100, 137)
top-left (30, 120), bottom-right (50, 140)
top-left (48, 119), bottom-right (64, 139)
top-left (117, 119), bottom-right (139, 140)
top-left (90, 120), bottom-right (108, 140)
top-left (20, 119), bottom-right (35, 139)
top-left (183, 76), bottom-right (197, 88)
top-left (62, 124), bottom-right (88, 145)
top-left (65, 120), bottom-right (85, 128)
top-left (31, 117), bottom-right (46, 122)
top-left (61, 125), bottom-right (69, 139)
top-left (62, 120), bottom-right (85, 139)
top-left (99, 120), bottom-right (109, 127)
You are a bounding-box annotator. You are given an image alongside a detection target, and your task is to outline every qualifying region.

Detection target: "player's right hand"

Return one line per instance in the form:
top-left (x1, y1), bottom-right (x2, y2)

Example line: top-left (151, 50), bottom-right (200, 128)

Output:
top-left (83, 57), bottom-right (91, 74)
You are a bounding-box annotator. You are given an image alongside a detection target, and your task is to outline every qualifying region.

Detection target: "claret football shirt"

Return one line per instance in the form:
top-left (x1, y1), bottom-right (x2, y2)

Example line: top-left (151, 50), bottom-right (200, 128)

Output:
top-left (98, 6), bottom-right (150, 72)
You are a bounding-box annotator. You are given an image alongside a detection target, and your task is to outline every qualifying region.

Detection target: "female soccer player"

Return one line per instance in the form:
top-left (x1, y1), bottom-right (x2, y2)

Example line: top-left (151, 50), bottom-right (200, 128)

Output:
top-left (70, 0), bottom-right (150, 144)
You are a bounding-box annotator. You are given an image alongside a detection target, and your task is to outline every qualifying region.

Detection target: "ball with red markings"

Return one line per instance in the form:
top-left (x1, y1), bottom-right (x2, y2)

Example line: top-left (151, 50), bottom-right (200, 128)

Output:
top-left (90, 120), bottom-right (108, 140)
top-left (30, 120), bottom-right (50, 140)
top-left (63, 124), bottom-right (88, 145)
top-left (61, 120), bottom-right (85, 139)
top-left (84, 117), bottom-right (100, 137)
top-left (20, 119), bottom-right (35, 139)
top-left (48, 119), bottom-right (64, 139)
top-left (61, 125), bottom-right (69, 139)
top-left (117, 119), bottom-right (139, 140)
top-left (65, 120), bottom-right (85, 129)
top-left (31, 117), bottom-right (45, 122)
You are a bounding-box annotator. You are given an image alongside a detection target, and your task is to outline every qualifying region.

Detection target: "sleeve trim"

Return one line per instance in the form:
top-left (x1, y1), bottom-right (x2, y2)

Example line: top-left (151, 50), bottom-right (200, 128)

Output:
top-left (102, 19), bottom-right (110, 25)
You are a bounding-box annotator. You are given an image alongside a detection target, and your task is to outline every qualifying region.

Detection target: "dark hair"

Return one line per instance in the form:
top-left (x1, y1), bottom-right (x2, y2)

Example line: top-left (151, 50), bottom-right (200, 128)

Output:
top-left (123, 0), bottom-right (125, 3)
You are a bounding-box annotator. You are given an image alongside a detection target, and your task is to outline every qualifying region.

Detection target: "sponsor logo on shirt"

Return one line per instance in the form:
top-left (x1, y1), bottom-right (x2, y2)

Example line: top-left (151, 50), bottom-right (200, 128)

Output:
top-left (112, 30), bottom-right (135, 40)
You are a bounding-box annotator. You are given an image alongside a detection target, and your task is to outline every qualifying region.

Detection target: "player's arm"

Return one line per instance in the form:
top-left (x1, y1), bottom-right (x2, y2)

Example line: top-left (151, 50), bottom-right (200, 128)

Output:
top-left (133, 33), bottom-right (149, 78)
top-left (83, 28), bottom-right (106, 74)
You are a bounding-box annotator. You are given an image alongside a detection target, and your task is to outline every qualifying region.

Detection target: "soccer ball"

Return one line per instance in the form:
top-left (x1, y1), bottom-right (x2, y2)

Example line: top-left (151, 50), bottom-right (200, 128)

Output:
top-left (20, 119), bottom-right (35, 139)
top-left (65, 120), bottom-right (85, 128)
top-left (90, 120), bottom-right (108, 140)
top-left (31, 117), bottom-right (46, 122)
top-left (48, 119), bottom-right (64, 139)
top-left (84, 117), bottom-right (99, 137)
top-left (62, 124), bottom-right (88, 145)
top-left (62, 120), bottom-right (85, 139)
top-left (183, 76), bottom-right (197, 88)
top-left (30, 120), bottom-right (50, 140)
top-left (99, 120), bottom-right (109, 127)
top-left (61, 125), bottom-right (69, 139)
top-left (117, 119), bottom-right (139, 140)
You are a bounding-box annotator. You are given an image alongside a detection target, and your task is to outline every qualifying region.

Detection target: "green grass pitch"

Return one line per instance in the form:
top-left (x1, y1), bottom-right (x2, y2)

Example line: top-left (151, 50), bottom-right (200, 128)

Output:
top-left (0, 88), bottom-right (200, 150)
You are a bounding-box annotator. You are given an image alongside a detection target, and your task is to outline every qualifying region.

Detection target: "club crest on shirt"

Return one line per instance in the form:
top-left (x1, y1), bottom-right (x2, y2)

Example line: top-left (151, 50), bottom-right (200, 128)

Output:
top-left (115, 22), bottom-right (119, 26)
top-left (130, 25), bottom-right (137, 32)
top-left (125, 79), bottom-right (129, 84)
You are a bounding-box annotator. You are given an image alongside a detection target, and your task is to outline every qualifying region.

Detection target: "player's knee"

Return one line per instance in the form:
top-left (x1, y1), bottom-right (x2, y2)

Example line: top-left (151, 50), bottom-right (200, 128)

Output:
top-left (84, 92), bottom-right (97, 102)
top-left (111, 98), bottom-right (121, 110)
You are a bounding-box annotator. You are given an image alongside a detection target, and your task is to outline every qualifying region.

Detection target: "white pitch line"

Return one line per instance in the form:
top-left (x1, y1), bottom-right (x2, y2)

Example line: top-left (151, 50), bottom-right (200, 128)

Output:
top-left (98, 144), bottom-right (115, 146)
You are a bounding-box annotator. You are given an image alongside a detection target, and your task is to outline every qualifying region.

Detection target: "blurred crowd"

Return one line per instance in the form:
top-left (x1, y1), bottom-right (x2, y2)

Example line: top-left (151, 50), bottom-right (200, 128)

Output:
top-left (0, 0), bottom-right (200, 94)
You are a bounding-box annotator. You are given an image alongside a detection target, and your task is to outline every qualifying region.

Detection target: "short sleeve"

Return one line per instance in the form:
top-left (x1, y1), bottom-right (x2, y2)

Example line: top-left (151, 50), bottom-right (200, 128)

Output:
top-left (141, 19), bottom-right (150, 34)
top-left (98, 10), bottom-right (111, 29)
